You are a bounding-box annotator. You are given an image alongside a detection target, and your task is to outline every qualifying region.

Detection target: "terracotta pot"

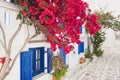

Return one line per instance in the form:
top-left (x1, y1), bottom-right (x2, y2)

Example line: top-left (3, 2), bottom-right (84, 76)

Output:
top-left (52, 75), bottom-right (56, 80)
top-left (79, 58), bottom-right (85, 64)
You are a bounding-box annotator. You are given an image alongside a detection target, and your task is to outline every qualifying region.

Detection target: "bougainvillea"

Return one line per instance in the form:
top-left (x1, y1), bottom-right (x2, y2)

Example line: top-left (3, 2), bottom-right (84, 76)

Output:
top-left (15, 0), bottom-right (101, 54)
top-left (0, 57), bottom-right (12, 64)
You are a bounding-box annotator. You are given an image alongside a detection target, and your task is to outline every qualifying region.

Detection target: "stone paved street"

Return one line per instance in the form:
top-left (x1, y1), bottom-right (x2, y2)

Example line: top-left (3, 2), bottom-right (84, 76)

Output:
top-left (78, 46), bottom-right (120, 80)
top-left (62, 30), bottom-right (120, 80)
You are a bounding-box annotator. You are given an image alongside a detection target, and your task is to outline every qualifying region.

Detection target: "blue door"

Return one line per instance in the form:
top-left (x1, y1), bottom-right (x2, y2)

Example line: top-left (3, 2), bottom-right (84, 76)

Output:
top-left (47, 48), bottom-right (53, 73)
top-left (60, 48), bottom-right (66, 64)
top-left (20, 51), bottom-right (32, 80)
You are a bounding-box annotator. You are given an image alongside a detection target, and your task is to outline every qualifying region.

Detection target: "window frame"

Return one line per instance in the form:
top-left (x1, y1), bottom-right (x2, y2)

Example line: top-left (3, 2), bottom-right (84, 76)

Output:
top-left (5, 0), bottom-right (14, 3)
top-left (29, 47), bottom-right (45, 77)
top-left (4, 12), bottom-right (10, 26)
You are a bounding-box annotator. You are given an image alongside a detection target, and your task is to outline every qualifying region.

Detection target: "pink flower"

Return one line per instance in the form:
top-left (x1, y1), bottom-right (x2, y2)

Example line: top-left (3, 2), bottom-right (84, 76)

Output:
top-left (22, 11), bottom-right (27, 16)
top-left (0, 57), bottom-right (12, 64)
top-left (17, 0), bottom-right (102, 54)
top-left (39, 9), bottom-right (55, 24)
top-left (22, 0), bottom-right (27, 6)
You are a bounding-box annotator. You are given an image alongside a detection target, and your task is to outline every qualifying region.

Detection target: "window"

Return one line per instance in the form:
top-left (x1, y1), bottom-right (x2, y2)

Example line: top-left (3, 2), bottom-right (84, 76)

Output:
top-left (29, 47), bottom-right (44, 76)
top-left (4, 12), bottom-right (10, 26)
top-left (60, 48), bottom-right (66, 64)
top-left (36, 50), bottom-right (40, 70)
top-left (5, 0), bottom-right (14, 3)
top-left (78, 42), bottom-right (84, 54)
top-left (21, 47), bottom-right (54, 80)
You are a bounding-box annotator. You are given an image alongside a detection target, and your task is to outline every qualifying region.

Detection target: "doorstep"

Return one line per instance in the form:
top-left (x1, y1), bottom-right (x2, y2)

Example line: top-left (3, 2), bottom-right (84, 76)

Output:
top-left (33, 73), bottom-right (51, 80)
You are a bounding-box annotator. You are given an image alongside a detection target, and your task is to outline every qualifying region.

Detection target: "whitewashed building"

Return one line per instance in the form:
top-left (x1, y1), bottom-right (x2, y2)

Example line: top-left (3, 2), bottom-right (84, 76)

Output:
top-left (0, 0), bottom-right (87, 80)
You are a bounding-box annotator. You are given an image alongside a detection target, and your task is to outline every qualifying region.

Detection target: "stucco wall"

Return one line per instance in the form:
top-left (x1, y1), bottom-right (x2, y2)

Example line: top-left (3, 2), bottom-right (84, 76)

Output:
top-left (0, 1), bottom-right (50, 80)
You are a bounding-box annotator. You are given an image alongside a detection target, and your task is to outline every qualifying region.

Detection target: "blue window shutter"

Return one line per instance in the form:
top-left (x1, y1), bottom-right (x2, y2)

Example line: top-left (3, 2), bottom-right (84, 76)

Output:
top-left (29, 47), bottom-right (45, 76)
top-left (47, 48), bottom-right (53, 73)
top-left (80, 27), bottom-right (82, 33)
top-left (60, 48), bottom-right (66, 64)
top-left (10, 0), bottom-right (14, 3)
top-left (20, 51), bottom-right (32, 80)
top-left (78, 42), bottom-right (84, 54)
top-left (32, 49), bottom-right (36, 74)
top-left (40, 47), bottom-right (44, 72)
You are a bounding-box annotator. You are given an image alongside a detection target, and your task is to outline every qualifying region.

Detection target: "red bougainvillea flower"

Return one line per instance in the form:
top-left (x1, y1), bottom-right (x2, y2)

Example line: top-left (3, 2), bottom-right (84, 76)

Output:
top-left (22, 0), bottom-right (27, 6)
top-left (85, 14), bottom-right (101, 35)
top-left (39, 9), bottom-right (55, 24)
top-left (16, 0), bottom-right (102, 54)
top-left (21, 11), bottom-right (27, 16)
top-left (0, 57), bottom-right (12, 64)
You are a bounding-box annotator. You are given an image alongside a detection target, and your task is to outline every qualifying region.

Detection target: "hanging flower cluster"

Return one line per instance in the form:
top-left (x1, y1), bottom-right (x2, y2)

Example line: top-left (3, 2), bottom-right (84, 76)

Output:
top-left (15, 0), bottom-right (101, 54)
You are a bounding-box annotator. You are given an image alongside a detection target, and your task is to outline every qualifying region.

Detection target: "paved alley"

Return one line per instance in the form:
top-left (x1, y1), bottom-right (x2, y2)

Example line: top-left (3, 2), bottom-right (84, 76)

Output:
top-left (78, 46), bottom-right (120, 80)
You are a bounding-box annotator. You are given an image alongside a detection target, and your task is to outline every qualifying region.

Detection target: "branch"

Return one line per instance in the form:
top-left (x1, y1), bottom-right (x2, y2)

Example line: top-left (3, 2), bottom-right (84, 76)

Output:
top-left (0, 39), bottom-right (4, 48)
top-left (8, 36), bottom-right (29, 76)
top-left (8, 19), bottom-right (23, 55)
top-left (0, 22), bottom-right (7, 51)
top-left (8, 25), bottom-right (30, 74)
top-left (28, 40), bottom-right (46, 43)
top-left (29, 34), bottom-right (38, 40)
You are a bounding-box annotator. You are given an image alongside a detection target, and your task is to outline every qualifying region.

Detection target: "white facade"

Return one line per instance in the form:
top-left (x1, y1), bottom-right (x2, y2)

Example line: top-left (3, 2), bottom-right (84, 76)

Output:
top-left (0, 1), bottom-right (87, 80)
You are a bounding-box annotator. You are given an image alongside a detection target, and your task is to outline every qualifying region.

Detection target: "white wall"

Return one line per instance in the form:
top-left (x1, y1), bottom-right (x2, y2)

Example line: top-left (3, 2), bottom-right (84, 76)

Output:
top-left (84, 0), bottom-right (120, 48)
top-left (1, 0), bottom-right (118, 80)
top-left (84, 0), bottom-right (120, 16)
top-left (66, 26), bottom-right (87, 69)
top-left (0, 1), bottom-right (50, 80)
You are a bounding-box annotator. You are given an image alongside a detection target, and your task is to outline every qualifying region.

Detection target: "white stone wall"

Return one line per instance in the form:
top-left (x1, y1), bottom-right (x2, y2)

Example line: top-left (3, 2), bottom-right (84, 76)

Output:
top-left (84, 0), bottom-right (120, 16)
top-left (66, 26), bottom-right (87, 69)
top-left (84, 0), bottom-right (120, 48)
top-left (0, 1), bottom-right (50, 80)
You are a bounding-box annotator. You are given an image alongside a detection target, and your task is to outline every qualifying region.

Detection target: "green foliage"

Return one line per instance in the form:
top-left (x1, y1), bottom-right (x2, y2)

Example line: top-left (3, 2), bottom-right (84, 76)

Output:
top-left (94, 9), bottom-right (120, 31)
top-left (84, 48), bottom-right (93, 61)
top-left (92, 31), bottom-right (105, 57)
top-left (94, 49), bottom-right (103, 57)
top-left (52, 66), bottom-right (68, 80)
top-left (14, 0), bottom-right (23, 5)
top-left (16, 11), bottom-right (22, 20)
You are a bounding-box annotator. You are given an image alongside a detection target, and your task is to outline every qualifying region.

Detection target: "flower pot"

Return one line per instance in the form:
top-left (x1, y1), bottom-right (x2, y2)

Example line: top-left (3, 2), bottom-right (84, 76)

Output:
top-left (79, 58), bottom-right (85, 64)
top-left (52, 75), bottom-right (56, 80)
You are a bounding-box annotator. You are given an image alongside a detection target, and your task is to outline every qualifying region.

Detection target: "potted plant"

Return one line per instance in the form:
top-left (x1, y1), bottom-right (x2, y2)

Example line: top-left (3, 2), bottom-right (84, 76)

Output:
top-left (79, 57), bottom-right (86, 64)
top-left (52, 66), bottom-right (68, 80)
top-left (52, 54), bottom-right (68, 80)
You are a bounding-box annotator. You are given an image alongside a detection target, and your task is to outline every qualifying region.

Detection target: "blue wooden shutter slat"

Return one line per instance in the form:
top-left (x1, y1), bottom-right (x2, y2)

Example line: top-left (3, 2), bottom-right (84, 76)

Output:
top-left (78, 42), bottom-right (84, 54)
top-left (33, 49), bottom-right (36, 73)
top-left (29, 47), bottom-right (45, 76)
top-left (20, 51), bottom-right (32, 80)
top-left (40, 47), bottom-right (44, 72)
top-left (29, 48), bottom-right (36, 76)
top-left (47, 48), bottom-right (53, 73)
top-left (60, 48), bottom-right (66, 64)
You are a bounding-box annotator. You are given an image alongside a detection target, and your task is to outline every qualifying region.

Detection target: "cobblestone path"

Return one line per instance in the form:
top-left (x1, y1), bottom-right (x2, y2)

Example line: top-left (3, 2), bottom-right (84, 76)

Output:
top-left (78, 47), bottom-right (120, 80)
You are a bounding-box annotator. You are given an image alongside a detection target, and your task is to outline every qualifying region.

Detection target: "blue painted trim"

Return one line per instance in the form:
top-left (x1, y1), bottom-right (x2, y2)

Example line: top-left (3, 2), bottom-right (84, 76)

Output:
top-left (29, 47), bottom-right (45, 76)
top-left (47, 48), bottom-right (53, 73)
top-left (60, 48), bottom-right (66, 64)
top-left (78, 42), bottom-right (84, 54)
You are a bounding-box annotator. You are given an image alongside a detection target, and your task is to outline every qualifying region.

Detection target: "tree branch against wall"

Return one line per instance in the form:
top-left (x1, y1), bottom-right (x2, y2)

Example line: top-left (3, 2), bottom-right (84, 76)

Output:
top-left (0, 19), bottom-right (37, 80)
